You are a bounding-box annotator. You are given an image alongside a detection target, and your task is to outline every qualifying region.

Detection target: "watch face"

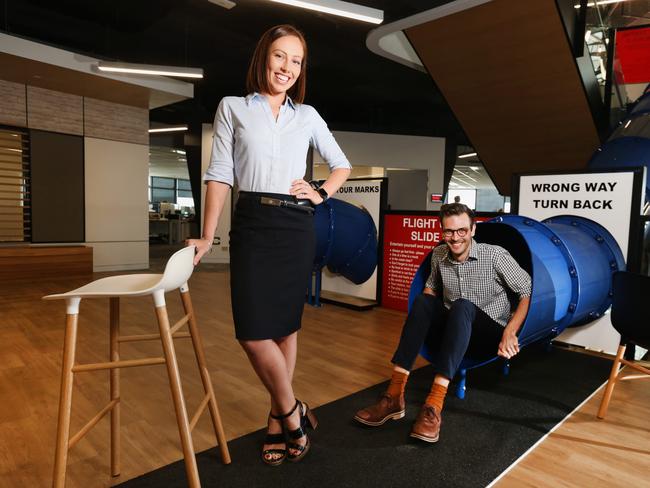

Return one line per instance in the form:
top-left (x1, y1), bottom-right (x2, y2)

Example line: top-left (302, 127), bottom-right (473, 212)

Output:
top-left (318, 187), bottom-right (328, 199)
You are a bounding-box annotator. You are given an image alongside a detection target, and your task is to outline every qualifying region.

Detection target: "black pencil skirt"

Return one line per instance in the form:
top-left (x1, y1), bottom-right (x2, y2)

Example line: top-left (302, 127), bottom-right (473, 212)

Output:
top-left (230, 192), bottom-right (316, 340)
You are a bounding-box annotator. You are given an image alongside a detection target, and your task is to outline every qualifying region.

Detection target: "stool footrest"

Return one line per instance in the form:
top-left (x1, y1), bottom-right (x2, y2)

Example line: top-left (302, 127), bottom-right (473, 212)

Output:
top-left (69, 399), bottom-right (119, 449)
top-left (72, 357), bottom-right (166, 372)
top-left (118, 331), bottom-right (191, 343)
top-left (189, 393), bottom-right (211, 432)
top-left (620, 359), bottom-right (650, 376)
top-left (169, 314), bottom-right (190, 336)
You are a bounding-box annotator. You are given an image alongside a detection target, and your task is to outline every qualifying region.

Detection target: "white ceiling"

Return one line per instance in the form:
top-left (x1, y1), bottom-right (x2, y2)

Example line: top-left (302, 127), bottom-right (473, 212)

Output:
top-left (149, 145), bottom-right (190, 179)
top-left (450, 160), bottom-right (499, 191)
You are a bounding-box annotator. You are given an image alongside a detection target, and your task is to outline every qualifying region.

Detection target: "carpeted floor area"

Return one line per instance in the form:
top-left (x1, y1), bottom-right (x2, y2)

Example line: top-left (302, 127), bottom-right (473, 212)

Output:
top-left (117, 346), bottom-right (610, 488)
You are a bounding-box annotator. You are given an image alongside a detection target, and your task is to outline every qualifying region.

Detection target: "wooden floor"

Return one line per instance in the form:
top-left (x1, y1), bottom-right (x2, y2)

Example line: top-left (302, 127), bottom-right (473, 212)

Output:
top-left (0, 265), bottom-right (648, 487)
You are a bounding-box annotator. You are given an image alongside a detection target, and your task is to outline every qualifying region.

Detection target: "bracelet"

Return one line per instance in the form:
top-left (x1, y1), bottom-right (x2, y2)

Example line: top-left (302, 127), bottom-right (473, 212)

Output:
top-left (201, 237), bottom-right (214, 250)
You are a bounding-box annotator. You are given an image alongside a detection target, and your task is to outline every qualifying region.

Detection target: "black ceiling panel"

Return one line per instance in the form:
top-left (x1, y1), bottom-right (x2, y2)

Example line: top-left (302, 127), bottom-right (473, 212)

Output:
top-left (0, 0), bottom-right (466, 140)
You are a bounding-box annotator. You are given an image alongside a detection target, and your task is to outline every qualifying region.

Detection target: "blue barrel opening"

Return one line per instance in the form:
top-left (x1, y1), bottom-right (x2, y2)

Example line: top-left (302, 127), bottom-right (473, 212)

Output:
top-left (313, 198), bottom-right (378, 284)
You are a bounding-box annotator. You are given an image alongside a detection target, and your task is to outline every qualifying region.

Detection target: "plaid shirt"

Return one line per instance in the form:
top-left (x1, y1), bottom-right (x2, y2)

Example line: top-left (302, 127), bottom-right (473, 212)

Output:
top-left (424, 239), bottom-right (532, 326)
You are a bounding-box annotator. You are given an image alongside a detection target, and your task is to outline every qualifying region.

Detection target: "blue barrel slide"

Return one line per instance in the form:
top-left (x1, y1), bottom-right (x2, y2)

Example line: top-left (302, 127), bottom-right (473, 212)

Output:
top-left (408, 215), bottom-right (625, 398)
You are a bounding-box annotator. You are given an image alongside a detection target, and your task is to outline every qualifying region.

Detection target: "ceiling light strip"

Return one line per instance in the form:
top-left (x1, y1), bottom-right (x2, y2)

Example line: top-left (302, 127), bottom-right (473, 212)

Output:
top-left (148, 126), bottom-right (189, 133)
top-left (96, 62), bottom-right (204, 79)
top-left (573, 0), bottom-right (628, 8)
top-left (451, 175), bottom-right (474, 187)
top-left (458, 152), bottom-right (478, 159)
top-left (454, 169), bottom-right (477, 182)
top-left (270, 0), bottom-right (383, 24)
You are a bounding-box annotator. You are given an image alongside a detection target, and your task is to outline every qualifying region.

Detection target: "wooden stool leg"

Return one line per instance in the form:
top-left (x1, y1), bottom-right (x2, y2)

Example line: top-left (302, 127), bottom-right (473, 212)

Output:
top-left (109, 297), bottom-right (121, 476)
top-left (180, 288), bottom-right (231, 464)
top-left (154, 301), bottom-right (201, 488)
top-left (597, 344), bottom-right (626, 419)
top-left (52, 312), bottom-right (79, 488)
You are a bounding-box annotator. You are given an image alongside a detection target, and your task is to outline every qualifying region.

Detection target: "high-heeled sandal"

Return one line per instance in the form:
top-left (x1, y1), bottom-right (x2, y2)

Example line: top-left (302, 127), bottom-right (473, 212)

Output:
top-left (261, 414), bottom-right (287, 467)
top-left (274, 399), bottom-right (318, 463)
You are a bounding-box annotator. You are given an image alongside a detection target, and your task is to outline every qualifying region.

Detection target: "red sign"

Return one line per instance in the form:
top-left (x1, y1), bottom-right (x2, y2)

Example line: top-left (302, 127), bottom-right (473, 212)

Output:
top-left (616, 27), bottom-right (650, 84)
top-left (381, 213), bottom-right (489, 312)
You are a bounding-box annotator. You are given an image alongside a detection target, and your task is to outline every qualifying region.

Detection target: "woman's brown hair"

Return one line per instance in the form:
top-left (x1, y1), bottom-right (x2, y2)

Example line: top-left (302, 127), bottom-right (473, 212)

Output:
top-left (246, 24), bottom-right (308, 104)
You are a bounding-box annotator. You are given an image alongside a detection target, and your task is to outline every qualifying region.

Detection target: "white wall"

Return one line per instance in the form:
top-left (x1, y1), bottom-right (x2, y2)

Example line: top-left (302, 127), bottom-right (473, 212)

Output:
top-left (85, 137), bottom-right (149, 271)
top-left (200, 123), bottom-right (232, 264)
top-left (313, 131), bottom-right (446, 211)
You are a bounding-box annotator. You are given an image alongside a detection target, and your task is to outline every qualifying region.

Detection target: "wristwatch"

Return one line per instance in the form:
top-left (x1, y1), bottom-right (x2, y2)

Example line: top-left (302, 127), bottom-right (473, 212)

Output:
top-left (316, 186), bottom-right (329, 202)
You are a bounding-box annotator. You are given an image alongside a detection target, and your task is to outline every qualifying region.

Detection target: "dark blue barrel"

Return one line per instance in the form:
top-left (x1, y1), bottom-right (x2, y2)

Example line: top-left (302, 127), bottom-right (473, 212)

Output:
top-left (313, 198), bottom-right (378, 284)
top-left (409, 215), bottom-right (624, 369)
top-left (588, 90), bottom-right (650, 201)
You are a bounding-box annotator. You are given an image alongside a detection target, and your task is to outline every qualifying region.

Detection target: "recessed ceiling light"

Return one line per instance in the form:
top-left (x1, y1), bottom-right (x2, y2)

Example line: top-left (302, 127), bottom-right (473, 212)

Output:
top-left (458, 152), bottom-right (478, 159)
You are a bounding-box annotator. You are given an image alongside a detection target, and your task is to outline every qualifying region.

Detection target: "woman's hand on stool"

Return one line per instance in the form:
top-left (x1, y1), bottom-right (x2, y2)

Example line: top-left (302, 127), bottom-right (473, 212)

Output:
top-left (185, 237), bottom-right (213, 266)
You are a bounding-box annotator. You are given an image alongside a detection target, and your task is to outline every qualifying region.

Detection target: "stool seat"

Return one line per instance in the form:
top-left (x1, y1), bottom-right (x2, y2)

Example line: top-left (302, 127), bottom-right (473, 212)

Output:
top-left (44, 274), bottom-right (163, 299)
top-left (48, 245), bottom-right (230, 488)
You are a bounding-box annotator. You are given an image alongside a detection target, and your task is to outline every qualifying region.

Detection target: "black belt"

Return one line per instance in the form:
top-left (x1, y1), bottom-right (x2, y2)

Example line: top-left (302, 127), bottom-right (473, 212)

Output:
top-left (260, 196), bottom-right (314, 214)
top-left (239, 192), bottom-right (314, 214)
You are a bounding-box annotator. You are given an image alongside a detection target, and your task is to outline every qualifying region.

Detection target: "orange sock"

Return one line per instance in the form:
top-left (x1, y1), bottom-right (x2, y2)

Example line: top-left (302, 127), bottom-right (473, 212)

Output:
top-left (425, 382), bottom-right (448, 413)
top-left (386, 370), bottom-right (409, 398)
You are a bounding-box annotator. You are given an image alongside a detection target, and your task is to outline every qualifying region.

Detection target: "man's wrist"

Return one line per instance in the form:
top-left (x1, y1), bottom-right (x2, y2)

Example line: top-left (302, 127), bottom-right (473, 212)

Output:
top-left (502, 327), bottom-right (517, 337)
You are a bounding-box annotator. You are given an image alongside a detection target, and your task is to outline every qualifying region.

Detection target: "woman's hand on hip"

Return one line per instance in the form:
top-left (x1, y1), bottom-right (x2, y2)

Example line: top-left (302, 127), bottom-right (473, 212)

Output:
top-left (185, 237), bottom-right (213, 266)
top-left (290, 179), bottom-right (323, 205)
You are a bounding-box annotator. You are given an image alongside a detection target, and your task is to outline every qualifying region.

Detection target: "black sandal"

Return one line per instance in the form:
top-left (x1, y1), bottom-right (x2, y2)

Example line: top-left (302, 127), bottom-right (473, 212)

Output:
top-left (261, 414), bottom-right (287, 467)
top-left (274, 399), bottom-right (318, 463)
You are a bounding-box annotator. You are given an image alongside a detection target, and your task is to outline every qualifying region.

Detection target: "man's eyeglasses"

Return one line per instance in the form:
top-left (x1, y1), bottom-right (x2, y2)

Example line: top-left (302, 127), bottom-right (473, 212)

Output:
top-left (442, 227), bottom-right (469, 238)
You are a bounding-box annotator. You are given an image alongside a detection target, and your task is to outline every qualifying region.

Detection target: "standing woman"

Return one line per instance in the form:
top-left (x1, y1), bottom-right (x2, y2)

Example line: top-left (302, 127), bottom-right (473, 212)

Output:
top-left (187, 24), bottom-right (351, 465)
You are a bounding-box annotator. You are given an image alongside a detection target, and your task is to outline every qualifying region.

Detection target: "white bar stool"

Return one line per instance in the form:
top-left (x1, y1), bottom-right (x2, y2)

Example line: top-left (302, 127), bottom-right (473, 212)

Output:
top-left (44, 245), bottom-right (231, 488)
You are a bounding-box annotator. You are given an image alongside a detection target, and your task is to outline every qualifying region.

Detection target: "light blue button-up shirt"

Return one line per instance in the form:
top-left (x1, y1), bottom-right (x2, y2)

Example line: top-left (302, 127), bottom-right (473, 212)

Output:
top-left (204, 93), bottom-right (351, 193)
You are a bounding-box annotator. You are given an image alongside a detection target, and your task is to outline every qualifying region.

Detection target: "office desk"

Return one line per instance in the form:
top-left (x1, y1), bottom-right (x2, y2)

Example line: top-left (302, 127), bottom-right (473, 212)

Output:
top-left (149, 219), bottom-right (191, 244)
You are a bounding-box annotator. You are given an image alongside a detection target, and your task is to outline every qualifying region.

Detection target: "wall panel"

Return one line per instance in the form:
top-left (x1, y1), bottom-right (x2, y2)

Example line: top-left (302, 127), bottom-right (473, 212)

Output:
top-left (0, 79), bottom-right (27, 127)
top-left (84, 137), bottom-right (148, 271)
top-left (30, 130), bottom-right (84, 242)
top-left (27, 86), bottom-right (83, 135)
top-left (84, 98), bottom-right (148, 145)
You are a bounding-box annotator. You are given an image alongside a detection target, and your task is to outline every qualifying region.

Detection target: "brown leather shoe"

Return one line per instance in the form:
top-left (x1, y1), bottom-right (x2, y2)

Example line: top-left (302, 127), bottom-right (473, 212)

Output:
top-left (410, 404), bottom-right (441, 443)
top-left (354, 393), bottom-right (405, 426)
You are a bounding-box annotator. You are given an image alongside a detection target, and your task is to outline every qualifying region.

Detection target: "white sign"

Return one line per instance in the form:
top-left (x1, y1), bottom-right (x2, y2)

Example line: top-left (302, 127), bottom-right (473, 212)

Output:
top-left (517, 171), bottom-right (637, 354)
top-left (518, 172), bottom-right (634, 259)
top-left (321, 179), bottom-right (383, 301)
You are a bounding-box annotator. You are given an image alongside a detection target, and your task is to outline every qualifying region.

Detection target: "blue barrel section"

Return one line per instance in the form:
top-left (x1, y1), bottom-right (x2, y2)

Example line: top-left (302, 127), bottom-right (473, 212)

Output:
top-left (588, 90), bottom-right (650, 202)
top-left (408, 214), bottom-right (624, 396)
top-left (313, 198), bottom-right (378, 284)
top-left (542, 215), bottom-right (625, 325)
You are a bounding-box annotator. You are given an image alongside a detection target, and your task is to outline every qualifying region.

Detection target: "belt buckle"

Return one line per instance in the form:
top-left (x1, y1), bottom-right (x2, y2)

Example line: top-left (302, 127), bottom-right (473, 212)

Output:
top-left (260, 196), bottom-right (283, 207)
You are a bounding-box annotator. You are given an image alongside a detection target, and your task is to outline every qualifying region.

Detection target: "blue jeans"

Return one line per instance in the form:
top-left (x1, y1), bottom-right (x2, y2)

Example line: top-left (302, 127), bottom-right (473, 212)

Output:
top-left (391, 294), bottom-right (504, 379)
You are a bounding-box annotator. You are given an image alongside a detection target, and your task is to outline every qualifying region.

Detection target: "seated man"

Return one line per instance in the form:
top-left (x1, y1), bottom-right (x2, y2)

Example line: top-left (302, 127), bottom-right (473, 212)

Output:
top-left (354, 203), bottom-right (531, 442)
